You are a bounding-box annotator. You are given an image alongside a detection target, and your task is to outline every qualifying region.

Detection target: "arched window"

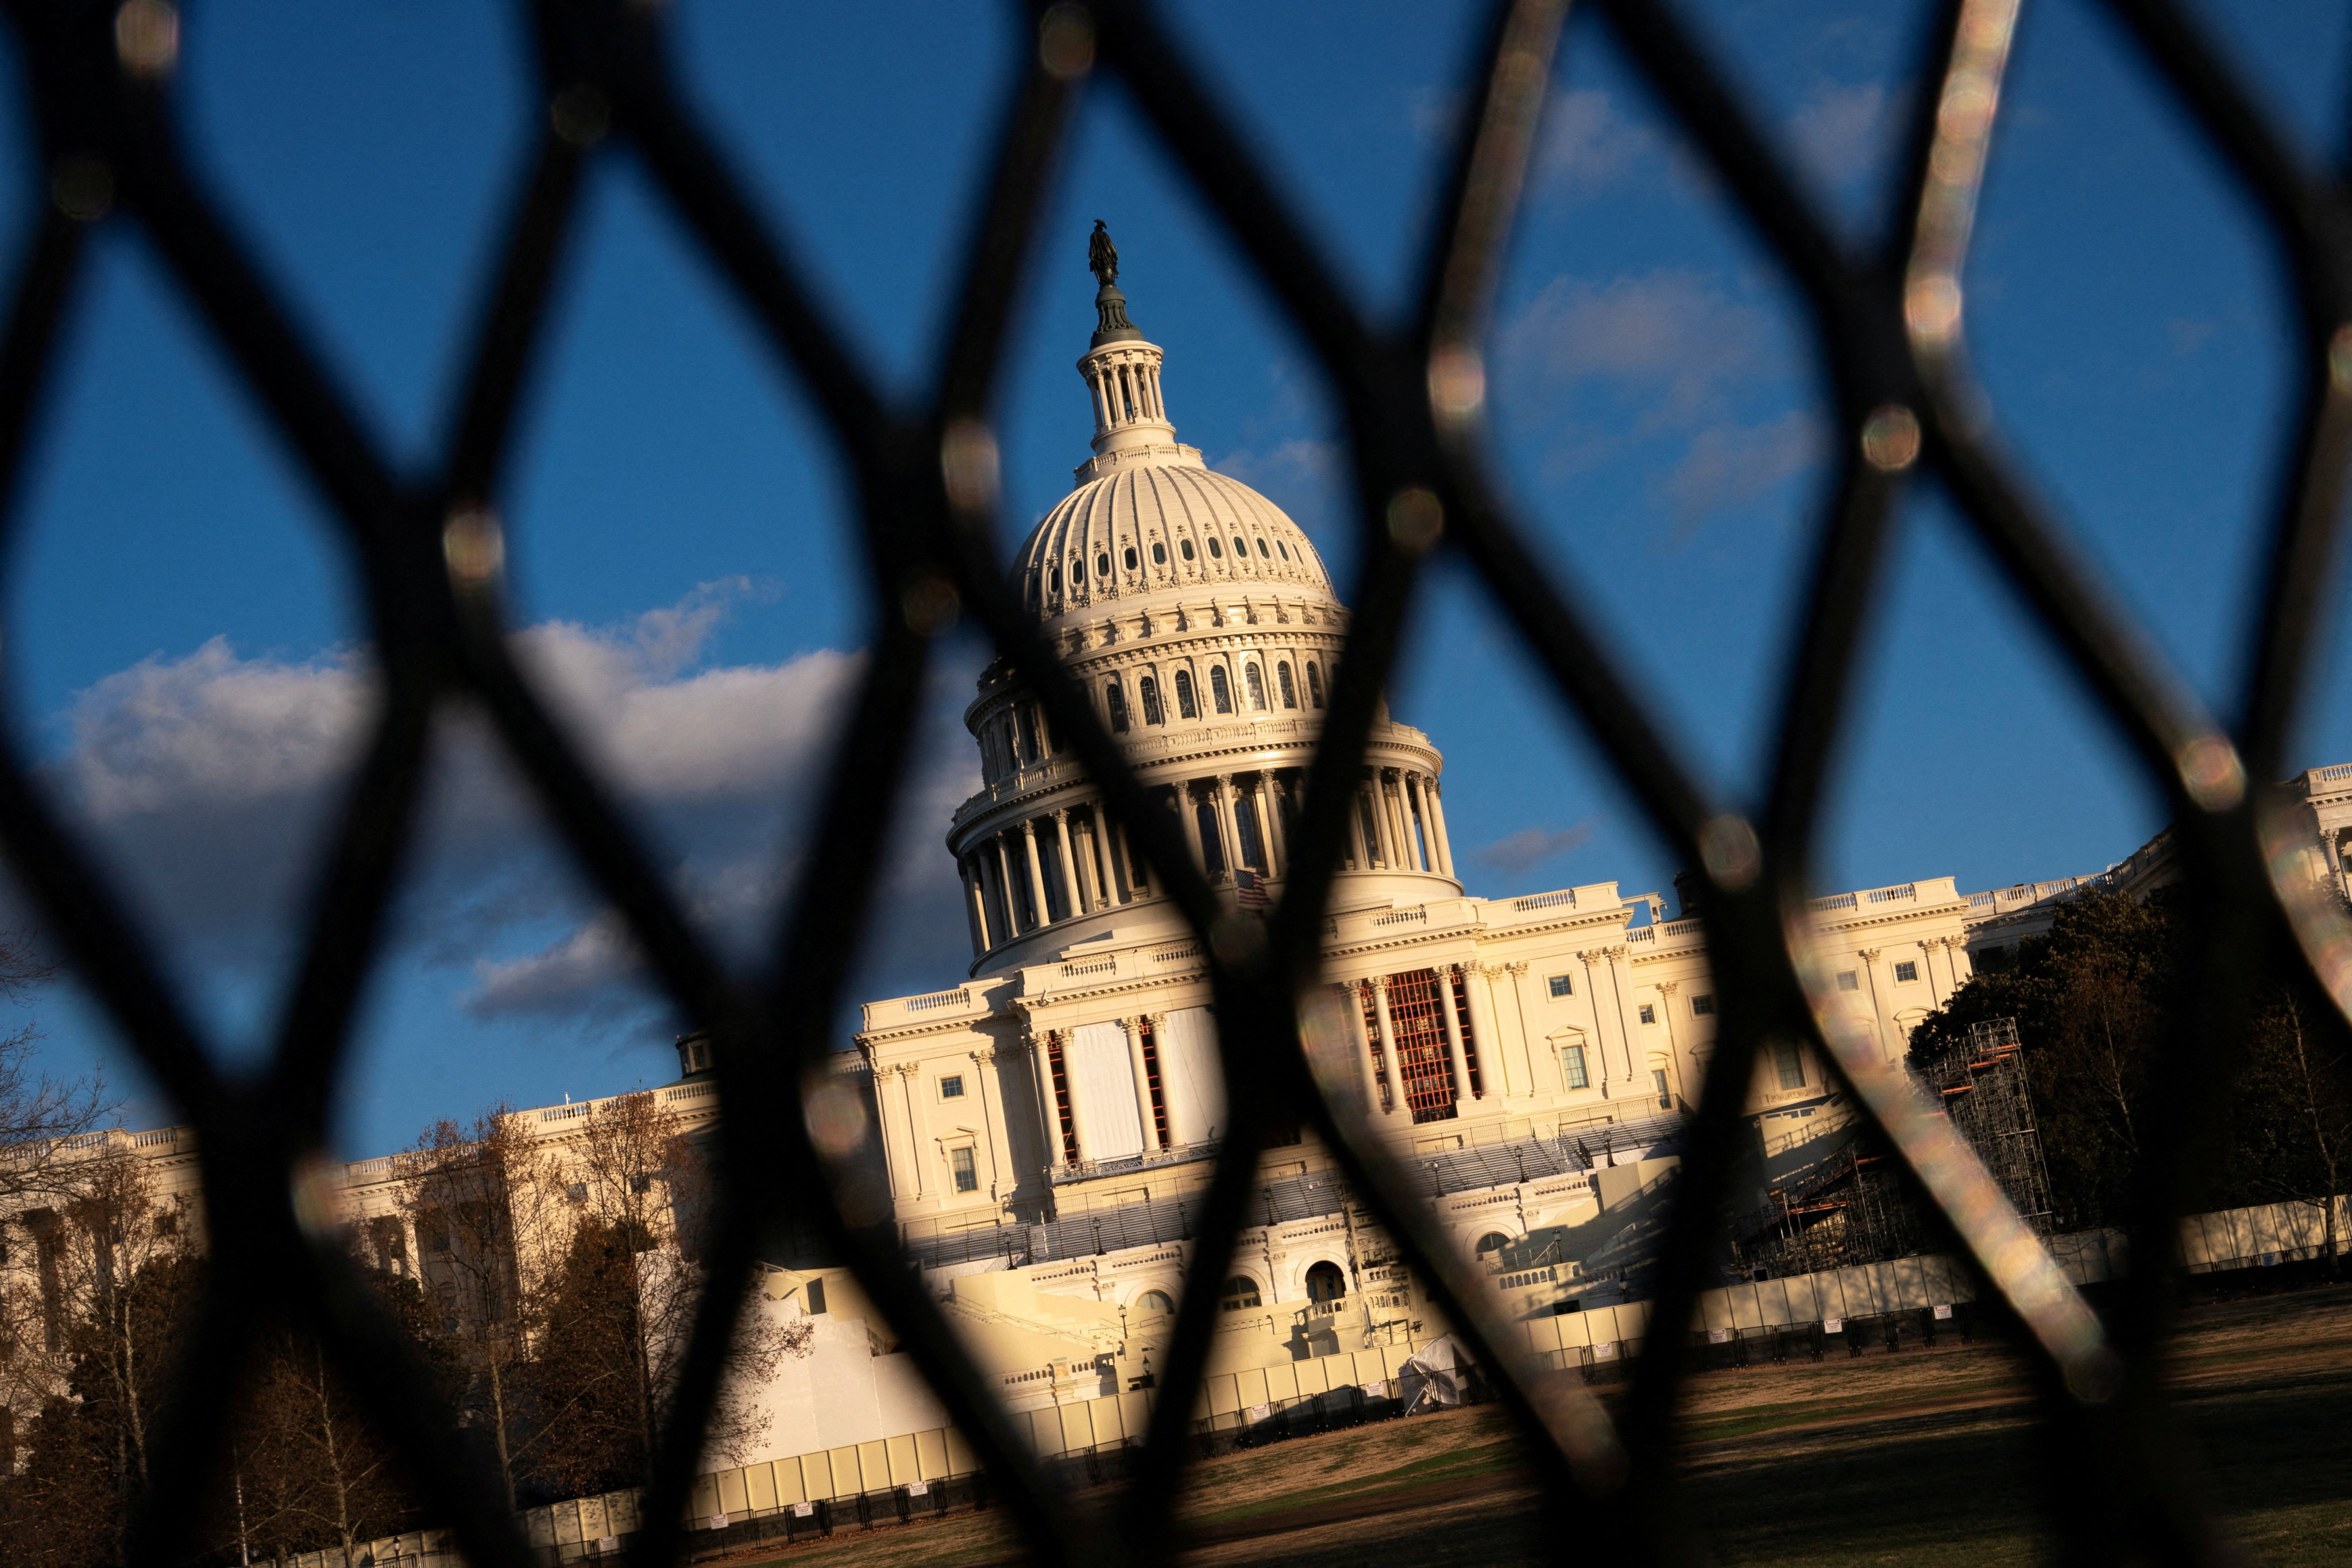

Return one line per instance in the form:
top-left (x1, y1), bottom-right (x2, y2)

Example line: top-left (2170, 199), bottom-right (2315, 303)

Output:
top-left (1174, 668), bottom-right (1198, 719)
top-left (1305, 1262), bottom-right (1346, 1303)
top-left (1106, 680), bottom-right (1130, 733)
top-left (1256, 537), bottom-right (1270, 558)
top-left (1276, 662), bottom-right (1298, 709)
top-left (1136, 1290), bottom-right (1174, 1316)
top-left (1207, 536), bottom-right (1223, 559)
top-left (1306, 661), bottom-right (1325, 708)
top-left (1151, 540), bottom-right (1166, 565)
top-left (1476, 1231), bottom-right (1511, 1256)
top-left (1180, 537), bottom-right (1195, 561)
top-left (1220, 1276), bottom-right (1261, 1312)
top-left (1017, 708), bottom-right (1039, 763)
top-left (1095, 551), bottom-right (1111, 578)
top-left (1210, 665), bottom-right (1234, 714)
top-left (1123, 545), bottom-right (1138, 571)
top-left (1139, 675), bottom-right (1164, 726)
top-left (1244, 663), bottom-right (1268, 710)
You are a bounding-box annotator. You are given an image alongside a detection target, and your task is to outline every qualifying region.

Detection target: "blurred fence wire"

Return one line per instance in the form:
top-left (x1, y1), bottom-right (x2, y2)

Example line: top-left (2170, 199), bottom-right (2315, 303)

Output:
top-left (0, 0), bottom-right (2345, 1564)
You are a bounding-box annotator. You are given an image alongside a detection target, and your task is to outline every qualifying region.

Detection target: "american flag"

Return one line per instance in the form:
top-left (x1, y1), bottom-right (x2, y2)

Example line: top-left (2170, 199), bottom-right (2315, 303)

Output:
top-left (1235, 867), bottom-right (1270, 907)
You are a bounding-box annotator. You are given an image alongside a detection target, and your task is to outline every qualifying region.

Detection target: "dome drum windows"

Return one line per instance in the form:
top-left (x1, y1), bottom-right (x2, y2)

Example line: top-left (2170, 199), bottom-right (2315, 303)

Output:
top-left (1123, 545), bottom-right (1138, 571)
top-left (1106, 680), bottom-right (1130, 733)
top-left (1277, 662), bottom-right (1298, 709)
top-left (1140, 675), bottom-right (1165, 726)
top-left (1207, 536), bottom-right (1223, 559)
top-left (1174, 669), bottom-right (1198, 719)
top-left (1210, 665), bottom-right (1234, 715)
top-left (1306, 661), bottom-right (1325, 708)
top-left (1256, 537), bottom-right (1270, 558)
top-left (1150, 540), bottom-right (1166, 566)
top-left (1179, 538), bottom-right (1195, 562)
top-left (1095, 551), bottom-right (1111, 579)
top-left (1243, 663), bottom-right (1268, 711)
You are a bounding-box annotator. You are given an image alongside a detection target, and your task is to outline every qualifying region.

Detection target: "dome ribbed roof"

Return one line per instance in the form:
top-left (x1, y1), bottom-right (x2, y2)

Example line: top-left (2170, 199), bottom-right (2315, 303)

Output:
top-left (1014, 454), bottom-right (1337, 621)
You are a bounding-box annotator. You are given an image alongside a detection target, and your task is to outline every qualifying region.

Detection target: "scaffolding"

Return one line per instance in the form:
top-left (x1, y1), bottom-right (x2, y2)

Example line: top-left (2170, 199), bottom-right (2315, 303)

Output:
top-left (1729, 1018), bottom-right (2056, 1278)
top-left (1923, 1018), bottom-right (2059, 1233)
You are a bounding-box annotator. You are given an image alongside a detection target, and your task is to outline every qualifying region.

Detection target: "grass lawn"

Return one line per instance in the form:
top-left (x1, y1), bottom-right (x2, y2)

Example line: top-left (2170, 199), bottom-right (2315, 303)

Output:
top-left (717, 1282), bottom-right (2352, 1567)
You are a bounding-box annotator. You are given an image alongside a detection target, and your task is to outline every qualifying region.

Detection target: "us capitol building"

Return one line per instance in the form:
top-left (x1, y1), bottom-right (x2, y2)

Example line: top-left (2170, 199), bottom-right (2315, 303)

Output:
top-left (836, 242), bottom-right (2352, 1389)
top-left (16, 237), bottom-right (2352, 1490)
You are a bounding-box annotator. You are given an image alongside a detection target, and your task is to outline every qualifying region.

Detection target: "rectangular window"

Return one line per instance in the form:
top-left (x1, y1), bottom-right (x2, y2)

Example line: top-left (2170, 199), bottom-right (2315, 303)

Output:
top-left (1637, 1003), bottom-right (1656, 1025)
top-left (1893, 960), bottom-right (1920, 983)
top-left (1836, 970), bottom-right (1860, 991)
top-left (1774, 1041), bottom-right (1806, 1091)
top-left (949, 1146), bottom-right (978, 1193)
top-left (1562, 1044), bottom-right (1589, 1090)
top-left (805, 1277), bottom-right (828, 1315)
top-left (1547, 974), bottom-right (1574, 998)
top-left (939, 1074), bottom-right (965, 1099)
top-left (1690, 994), bottom-right (1715, 1017)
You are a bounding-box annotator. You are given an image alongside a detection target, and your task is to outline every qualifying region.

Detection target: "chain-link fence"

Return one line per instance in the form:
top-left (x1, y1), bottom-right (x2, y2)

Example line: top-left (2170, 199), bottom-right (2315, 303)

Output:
top-left (2, 1), bottom-right (2346, 1564)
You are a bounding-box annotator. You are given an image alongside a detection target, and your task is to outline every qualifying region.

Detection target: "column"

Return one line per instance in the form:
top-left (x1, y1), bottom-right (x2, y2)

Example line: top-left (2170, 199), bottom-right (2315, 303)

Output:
top-left (1654, 980), bottom-right (1681, 1109)
top-left (1262, 773), bottom-right (1291, 876)
top-left (1944, 935), bottom-right (1974, 988)
top-left (994, 834), bottom-right (1024, 933)
top-left (1214, 774), bottom-right (1242, 878)
top-left (1369, 775), bottom-right (1398, 868)
top-left (1346, 782), bottom-right (1371, 870)
top-left (1022, 818), bottom-right (1052, 928)
top-left (1180, 785), bottom-right (1210, 874)
top-left (971, 1046), bottom-right (1006, 1196)
top-left (1857, 948), bottom-right (1891, 1061)
top-left (867, 1055), bottom-right (906, 1197)
top-left (1425, 777), bottom-right (1455, 876)
top-left (960, 858), bottom-right (988, 956)
top-left (1345, 981), bottom-right (1385, 1116)
top-left (1503, 961), bottom-right (1544, 1099)
top-left (1121, 816), bottom-right (1150, 895)
top-left (1029, 1033), bottom-right (1064, 1165)
top-left (1598, 949), bottom-right (1638, 1087)
top-left (1122, 1017), bottom-right (1160, 1149)
top-left (1438, 964), bottom-right (1475, 1104)
top-left (1371, 976), bottom-right (1403, 1111)
top-left (1578, 950), bottom-right (1623, 1093)
top-left (1054, 810), bottom-right (1084, 918)
top-left (1402, 775), bottom-right (1429, 872)
top-left (1465, 963), bottom-right (1511, 1096)
top-left (900, 1065), bottom-right (930, 1198)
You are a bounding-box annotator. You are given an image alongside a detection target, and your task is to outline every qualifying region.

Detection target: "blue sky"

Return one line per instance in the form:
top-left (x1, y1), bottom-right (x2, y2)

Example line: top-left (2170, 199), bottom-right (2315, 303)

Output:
top-left (2, 0), bottom-right (2347, 1157)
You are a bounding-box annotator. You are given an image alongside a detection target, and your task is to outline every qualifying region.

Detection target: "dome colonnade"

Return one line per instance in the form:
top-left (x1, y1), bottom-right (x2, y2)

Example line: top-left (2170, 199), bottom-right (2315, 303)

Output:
top-left (945, 252), bottom-right (1460, 973)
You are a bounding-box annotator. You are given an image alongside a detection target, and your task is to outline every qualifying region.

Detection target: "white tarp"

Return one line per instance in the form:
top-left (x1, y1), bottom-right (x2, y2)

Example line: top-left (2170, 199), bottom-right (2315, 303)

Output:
top-left (1067, 1021), bottom-right (1146, 1160)
top-left (1397, 1334), bottom-right (1467, 1413)
top-left (1156, 1006), bottom-right (1225, 1145)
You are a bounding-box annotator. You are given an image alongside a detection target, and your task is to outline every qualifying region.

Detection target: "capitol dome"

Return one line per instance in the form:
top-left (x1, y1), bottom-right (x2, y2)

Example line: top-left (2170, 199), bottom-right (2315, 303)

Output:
top-left (944, 229), bottom-right (1461, 974)
top-left (1014, 458), bottom-right (1338, 623)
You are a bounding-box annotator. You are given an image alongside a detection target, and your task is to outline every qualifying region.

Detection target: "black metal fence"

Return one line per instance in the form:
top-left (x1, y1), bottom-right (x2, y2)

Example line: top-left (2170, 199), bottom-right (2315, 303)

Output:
top-left (1, 1), bottom-right (2344, 1565)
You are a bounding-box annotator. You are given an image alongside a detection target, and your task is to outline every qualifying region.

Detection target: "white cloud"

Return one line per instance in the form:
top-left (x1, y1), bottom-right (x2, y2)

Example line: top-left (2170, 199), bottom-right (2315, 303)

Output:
top-left (1664, 408), bottom-right (1822, 533)
top-left (1505, 269), bottom-right (1772, 420)
top-left (44, 584), bottom-right (985, 1033)
top-left (1476, 821), bottom-right (1594, 878)
top-left (1534, 88), bottom-right (1664, 203)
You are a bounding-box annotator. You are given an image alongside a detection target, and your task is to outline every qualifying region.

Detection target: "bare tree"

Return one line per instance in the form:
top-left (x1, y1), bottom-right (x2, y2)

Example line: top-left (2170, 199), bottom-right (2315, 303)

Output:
top-left (393, 1105), bottom-right (563, 1508)
top-left (530, 1092), bottom-right (804, 1491)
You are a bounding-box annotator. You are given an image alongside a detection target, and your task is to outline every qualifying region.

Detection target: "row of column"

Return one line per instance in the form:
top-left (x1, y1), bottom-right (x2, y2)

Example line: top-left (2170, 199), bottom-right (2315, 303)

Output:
top-left (1347, 767), bottom-right (1454, 878)
top-left (1177, 770), bottom-right (1292, 885)
top-left (1343, 968), bottom-right (1487, 1120)
top-left (1087, 352), bottom-right (1167, 437)
top-left (1026, 1015), bottom-right (1196, 1167)
top-left (959, 803), bottom-right (1149, 957)
top-left (1850, 936), bottom-right (1973, 1061)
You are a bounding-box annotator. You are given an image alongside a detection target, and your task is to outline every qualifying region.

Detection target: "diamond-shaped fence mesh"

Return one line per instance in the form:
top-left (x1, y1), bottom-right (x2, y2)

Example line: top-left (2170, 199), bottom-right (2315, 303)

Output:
top-left (2, 0), bottom-right (2346, 1564)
